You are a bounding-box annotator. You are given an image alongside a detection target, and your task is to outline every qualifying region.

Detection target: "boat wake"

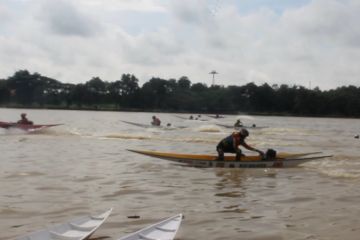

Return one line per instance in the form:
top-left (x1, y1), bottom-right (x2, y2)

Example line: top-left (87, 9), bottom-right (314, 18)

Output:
top-left (104, 133), bottom-right (153, 140)
top-left (103, 133), bottom-right (218, 144)
top-left (196, 125), bottom-right (222, 132)
top-left (0, 125), bottom-right (79, 136)
top-left (309, 155), bottom-right (360, 179)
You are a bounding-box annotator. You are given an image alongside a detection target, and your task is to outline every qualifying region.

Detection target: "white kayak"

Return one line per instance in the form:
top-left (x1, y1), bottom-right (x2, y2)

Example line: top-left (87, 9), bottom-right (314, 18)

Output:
top-left (118, 214), bottom-right (183, 240)
top-left (17, 208), bottom-right (112, 240)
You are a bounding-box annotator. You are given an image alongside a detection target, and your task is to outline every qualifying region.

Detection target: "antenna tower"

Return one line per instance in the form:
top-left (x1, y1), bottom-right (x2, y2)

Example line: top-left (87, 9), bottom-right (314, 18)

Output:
top-left (209, 70), bottom-right (218, 85)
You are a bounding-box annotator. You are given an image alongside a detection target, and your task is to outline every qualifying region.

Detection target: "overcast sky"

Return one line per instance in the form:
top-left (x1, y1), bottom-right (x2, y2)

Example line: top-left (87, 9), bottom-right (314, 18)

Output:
top-left (1, 0), bottom-right (359, 90)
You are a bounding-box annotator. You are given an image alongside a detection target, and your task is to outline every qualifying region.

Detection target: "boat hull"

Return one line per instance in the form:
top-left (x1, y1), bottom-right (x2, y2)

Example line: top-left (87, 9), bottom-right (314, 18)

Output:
top-left (0, 121), bottom-right (62, 131)
top-left (128, 149), bottom-right (331, 168)
top-left (17, 208), bottom-right (112, 240)
top-left (215, 123), bottom-right (268, 130)
top-left (118, 214), bottom-right (182, 240)
top-left (121, 121), bottom-right (185, 130)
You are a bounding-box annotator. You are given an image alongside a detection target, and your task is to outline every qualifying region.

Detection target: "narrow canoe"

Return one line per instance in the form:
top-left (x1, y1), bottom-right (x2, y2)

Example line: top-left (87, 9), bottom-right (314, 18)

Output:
top-left (215, 123), bottom-right (268, 130)
top-left (121, 120), bottom-right (153, 128)
top-left (128, 149), bottom-right (332, 168)
top-left (174, 116), bottom-right (208, 121)
top-left (121, 121), bottom-right (185, 130)
top-left (17, 208), bottom-right (112, 240)
top-left (0, 121), bottom-right (62, 131)
top-left (118, 214), bottom-right (182, 240)
top-left (208, 115), bottom-right (225, 119)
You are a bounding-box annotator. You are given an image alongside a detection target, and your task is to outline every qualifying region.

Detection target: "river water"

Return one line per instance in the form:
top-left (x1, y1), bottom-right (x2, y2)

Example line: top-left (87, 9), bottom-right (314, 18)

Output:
top-left (1, 108), bottom-right (360, 240)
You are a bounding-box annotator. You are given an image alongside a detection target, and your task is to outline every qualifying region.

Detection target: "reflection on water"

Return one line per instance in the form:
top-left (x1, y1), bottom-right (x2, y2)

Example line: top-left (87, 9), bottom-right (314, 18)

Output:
top-left (214, 169), bottom-right (247, 189)
top-left (1, 109), bottom-right (360, 239)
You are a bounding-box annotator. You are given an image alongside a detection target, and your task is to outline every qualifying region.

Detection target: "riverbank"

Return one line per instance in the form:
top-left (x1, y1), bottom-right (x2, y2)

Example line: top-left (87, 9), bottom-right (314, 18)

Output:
top-left (1, 104), bottom-right (358, 119)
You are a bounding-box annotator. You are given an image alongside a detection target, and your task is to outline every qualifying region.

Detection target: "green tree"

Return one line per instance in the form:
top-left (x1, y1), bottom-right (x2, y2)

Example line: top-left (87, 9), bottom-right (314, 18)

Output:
top-left (7, 70), bottom-right (41, 105)
top-left (140, 77), bottom-right (171, 109)
top-left (84, 77), bottom-right (107, 105)
top-left (177, 76), bottom-right (191, 90)
top-left (0, 79), bottom-right (9, 104)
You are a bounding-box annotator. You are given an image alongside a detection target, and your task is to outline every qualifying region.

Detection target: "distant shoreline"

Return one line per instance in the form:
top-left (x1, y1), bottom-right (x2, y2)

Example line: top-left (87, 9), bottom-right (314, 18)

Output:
top-left (1, 105), bottom-right (357, 119)
top-left (2, 70), bottom-right (360, 118)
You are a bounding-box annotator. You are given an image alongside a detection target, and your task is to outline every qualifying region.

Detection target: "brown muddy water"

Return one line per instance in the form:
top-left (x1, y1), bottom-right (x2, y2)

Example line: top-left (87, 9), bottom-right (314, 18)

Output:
top-left (1, 108), bottom-right (360, 240)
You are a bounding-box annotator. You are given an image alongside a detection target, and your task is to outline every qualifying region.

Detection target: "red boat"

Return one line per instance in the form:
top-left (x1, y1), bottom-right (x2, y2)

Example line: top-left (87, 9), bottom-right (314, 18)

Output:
top-left (0, 121), bottom-right (62, 131)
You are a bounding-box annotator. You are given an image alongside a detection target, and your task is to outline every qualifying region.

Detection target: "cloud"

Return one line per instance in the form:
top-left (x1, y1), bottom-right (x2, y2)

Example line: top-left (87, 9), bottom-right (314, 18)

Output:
top-left (1, 0), bottom-right (360, 90)
top-left (169, 0), bottom-right (210, 25)
top-left (282, 0), bottom-right (360, 47)
top-left (39, 0), bottom-right (101, 37)
top-left (76, 0), bottom-right (166, 12)
top-left (119, 27), bottom-right (188, 66)
top-left (0, 3), bottom-right (10, 22)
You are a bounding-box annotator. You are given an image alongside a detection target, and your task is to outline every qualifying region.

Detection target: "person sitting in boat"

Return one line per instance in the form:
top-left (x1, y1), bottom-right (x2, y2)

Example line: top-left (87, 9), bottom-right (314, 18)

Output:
top-left (17, 113), bottom-right (33, 125)
top-left (234, 119), bottom-right (243, 128)
top-left (216, 128), bottom-right (264, 161)
top-left (151, 116), bottom-right (161, 126)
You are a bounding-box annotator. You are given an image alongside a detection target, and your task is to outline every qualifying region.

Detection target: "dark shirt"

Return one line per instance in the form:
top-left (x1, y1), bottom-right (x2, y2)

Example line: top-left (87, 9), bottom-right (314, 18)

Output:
top-left (17, 119), bottom-right (33, 125)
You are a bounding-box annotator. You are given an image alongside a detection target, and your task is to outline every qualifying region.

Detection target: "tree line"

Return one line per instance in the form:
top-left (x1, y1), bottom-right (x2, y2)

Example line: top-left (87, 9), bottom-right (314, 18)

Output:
top-left (0, 69), bottom-right (360, 117)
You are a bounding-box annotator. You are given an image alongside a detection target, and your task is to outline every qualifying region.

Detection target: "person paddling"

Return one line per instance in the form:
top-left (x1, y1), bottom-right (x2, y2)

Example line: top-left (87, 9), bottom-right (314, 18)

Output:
top-left (17, 113), bottom-right (33, 125)
top-left (216, 128), bottom-right (263, 161)
top-left (151, 116), bottom-right (161, 126)
top-left (234, 119), bottom-right (243, 128)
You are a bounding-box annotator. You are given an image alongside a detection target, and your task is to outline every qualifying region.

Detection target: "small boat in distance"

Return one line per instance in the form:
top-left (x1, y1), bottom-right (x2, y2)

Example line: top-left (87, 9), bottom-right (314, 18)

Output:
top-left (0, 121), bottom-right (63, 131)
top-left (174, 115), bottom-right (208, 121)
top-left (121, 120), bottom-right (186, 130)
top-left (215, 123), bottom-right (268, 130)
top-left (208, 114), bottom-right (225, 119)
top-left (118, 214), bottom-right (183, 240)
top-left (16, 208), bottom-right (112, 240)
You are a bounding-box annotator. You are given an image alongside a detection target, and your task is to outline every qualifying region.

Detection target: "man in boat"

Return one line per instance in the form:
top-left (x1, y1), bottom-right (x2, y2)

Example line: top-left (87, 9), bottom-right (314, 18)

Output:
top-left (17, 113), bottom-right (33, 125)
top-left (216, 128), bottom-right (264, 161)
top-left (151, 116), bottom-right (161, 126)
top-left (234, 119), bottom-right (243, 128)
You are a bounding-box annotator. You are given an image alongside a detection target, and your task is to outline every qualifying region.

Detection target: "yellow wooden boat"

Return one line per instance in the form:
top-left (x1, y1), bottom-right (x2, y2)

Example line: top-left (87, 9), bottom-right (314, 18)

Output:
top-left (128, 149), bottom-right (331, 168)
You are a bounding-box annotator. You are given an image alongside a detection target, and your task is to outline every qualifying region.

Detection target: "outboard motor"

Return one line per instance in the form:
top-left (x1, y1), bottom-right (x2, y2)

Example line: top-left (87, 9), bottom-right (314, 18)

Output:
top-left (266, 149), bottom-right (277, 160)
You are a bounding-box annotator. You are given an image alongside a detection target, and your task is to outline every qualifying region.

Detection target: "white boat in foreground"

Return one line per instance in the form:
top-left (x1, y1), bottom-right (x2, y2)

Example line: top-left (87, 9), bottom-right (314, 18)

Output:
top-left (118, 214), bottom-right (183, 240)
top-left (17, 208), bottom-right (112, 240)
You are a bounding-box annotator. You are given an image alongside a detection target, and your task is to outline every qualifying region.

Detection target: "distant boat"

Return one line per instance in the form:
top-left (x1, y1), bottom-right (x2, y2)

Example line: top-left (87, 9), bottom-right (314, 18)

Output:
top-left (207, 115), bottom-right (225, 119)
top-left (174, 115), bottom-right (208, 121)
top-left (0, 121), bottom-right (63, 132)
top-left (121, 121), bottom-right (186, 130)
top-left (215, 123), bottom-right (268, 130)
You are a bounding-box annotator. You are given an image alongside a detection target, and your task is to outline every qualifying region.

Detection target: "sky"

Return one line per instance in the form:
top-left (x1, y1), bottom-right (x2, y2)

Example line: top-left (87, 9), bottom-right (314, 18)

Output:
top-left (0, 0), bottom-right (359, 90)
